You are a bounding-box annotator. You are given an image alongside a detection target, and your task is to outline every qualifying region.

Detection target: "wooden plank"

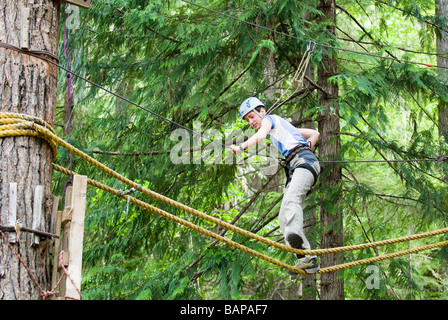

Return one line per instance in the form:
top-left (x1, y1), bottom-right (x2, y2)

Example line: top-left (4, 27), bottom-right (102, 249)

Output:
top-left (61, 206), bottom-right (73, 226)
top-left (32, 185), bottom-right (43, 246)
top-left (50, 196), bottom-right (59, 235)
top-left (61, 0), bottom-right (91, 9)
top-left (65, 175), bottom-right (87, 300)
top-left (50, 197), bottom-right (61, 298)
top-left (58, 186), bottom-right (72, 298)
top-left (8, 182), bottom-right (17, 243)
top-left (20, 7), bottom-right (30, 49)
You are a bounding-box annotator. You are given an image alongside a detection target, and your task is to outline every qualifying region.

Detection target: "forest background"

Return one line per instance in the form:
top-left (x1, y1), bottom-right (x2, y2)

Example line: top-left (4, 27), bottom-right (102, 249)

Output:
top-left (52, 0), bottom-right (448, 300)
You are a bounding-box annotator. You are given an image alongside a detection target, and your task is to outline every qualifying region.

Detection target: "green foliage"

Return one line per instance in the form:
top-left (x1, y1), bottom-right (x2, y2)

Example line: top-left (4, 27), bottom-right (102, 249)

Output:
top-left (52, 0), bottom-right (448, 300)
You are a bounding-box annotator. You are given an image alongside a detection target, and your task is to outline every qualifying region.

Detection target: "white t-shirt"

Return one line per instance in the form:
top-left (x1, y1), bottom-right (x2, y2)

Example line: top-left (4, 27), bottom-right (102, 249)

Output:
top-left (264, 115), bottom-right (307, 157)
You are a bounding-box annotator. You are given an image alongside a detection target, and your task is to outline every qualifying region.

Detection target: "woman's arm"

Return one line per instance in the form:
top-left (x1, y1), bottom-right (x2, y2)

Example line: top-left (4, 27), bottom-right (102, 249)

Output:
top-left (230, 118), bottom-right (271, 154)
top-left (298, 128), bottom-right (320, 149)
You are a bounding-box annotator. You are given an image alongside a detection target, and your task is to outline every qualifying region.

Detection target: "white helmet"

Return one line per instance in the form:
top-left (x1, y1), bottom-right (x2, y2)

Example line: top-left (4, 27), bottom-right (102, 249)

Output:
top-left (239, 97), bottom-right (265, 119)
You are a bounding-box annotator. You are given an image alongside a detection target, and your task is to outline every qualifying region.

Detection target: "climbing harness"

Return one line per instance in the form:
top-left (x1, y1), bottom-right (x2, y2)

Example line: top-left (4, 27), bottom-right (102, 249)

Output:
top-left (280, 143), bottom-right (320, 188)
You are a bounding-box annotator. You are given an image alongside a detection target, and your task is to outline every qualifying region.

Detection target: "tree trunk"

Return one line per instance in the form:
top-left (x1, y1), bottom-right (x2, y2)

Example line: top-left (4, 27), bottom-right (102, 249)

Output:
top-left (436, 0), bottom-right (448, 297)
top-left (317, 0), bottom-right (344, 300)
top-left (436, 0), bottom-right (448, 140)
top-left (0, 0), bottom-right (60, 300)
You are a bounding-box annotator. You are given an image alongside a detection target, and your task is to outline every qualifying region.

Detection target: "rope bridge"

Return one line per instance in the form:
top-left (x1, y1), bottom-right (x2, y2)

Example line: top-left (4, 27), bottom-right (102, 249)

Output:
top-left (1, 112), bottom-right (448, 276)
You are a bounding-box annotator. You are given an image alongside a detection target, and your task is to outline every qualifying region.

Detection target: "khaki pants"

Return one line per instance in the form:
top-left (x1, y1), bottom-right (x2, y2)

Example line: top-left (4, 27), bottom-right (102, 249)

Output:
top-left (279, 156), bottom-right (320, 262)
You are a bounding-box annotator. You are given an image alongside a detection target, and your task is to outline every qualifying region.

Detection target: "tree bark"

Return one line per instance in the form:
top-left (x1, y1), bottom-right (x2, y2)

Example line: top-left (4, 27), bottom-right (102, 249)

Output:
top-left (436, 0), bottom-right (448, 140)
top-left (436, 0), bottom-right (448, 298)
top-left (0, 0), bottom-right (60, 300)
top-left (317, 0), bottom-right (344, 300)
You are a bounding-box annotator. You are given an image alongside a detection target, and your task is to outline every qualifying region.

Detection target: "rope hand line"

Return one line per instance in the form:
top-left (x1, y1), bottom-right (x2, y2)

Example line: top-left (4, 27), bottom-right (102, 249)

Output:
top-left (1, 113), bottom-right (447, 276)
top-left (266, 41), bottom-right (316, 116)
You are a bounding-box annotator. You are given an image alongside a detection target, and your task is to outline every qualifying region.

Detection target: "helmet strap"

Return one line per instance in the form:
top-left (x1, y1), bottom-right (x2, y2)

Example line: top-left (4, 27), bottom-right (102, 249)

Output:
top-left (253, 108), bottom-right (264, 120)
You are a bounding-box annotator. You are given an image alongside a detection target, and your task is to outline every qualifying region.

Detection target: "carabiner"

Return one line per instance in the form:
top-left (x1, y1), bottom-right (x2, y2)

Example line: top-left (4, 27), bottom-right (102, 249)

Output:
top-left (307, 40), bottom-right (317, 53)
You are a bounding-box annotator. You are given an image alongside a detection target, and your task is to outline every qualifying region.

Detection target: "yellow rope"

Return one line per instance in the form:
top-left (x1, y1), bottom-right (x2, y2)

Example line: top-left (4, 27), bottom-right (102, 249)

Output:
top-left (52, 164), bottom-right (309, 275)
top-left (2, 112), bottom-right (448, 275)
top-left (0, 113), bottom-right (58, 160)
top-left (319, 240), bottom-right (448, 274)
top-left (52, 164), bottom-right (448, 275)
top-left (0, 112), bottom-right (314, 256)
